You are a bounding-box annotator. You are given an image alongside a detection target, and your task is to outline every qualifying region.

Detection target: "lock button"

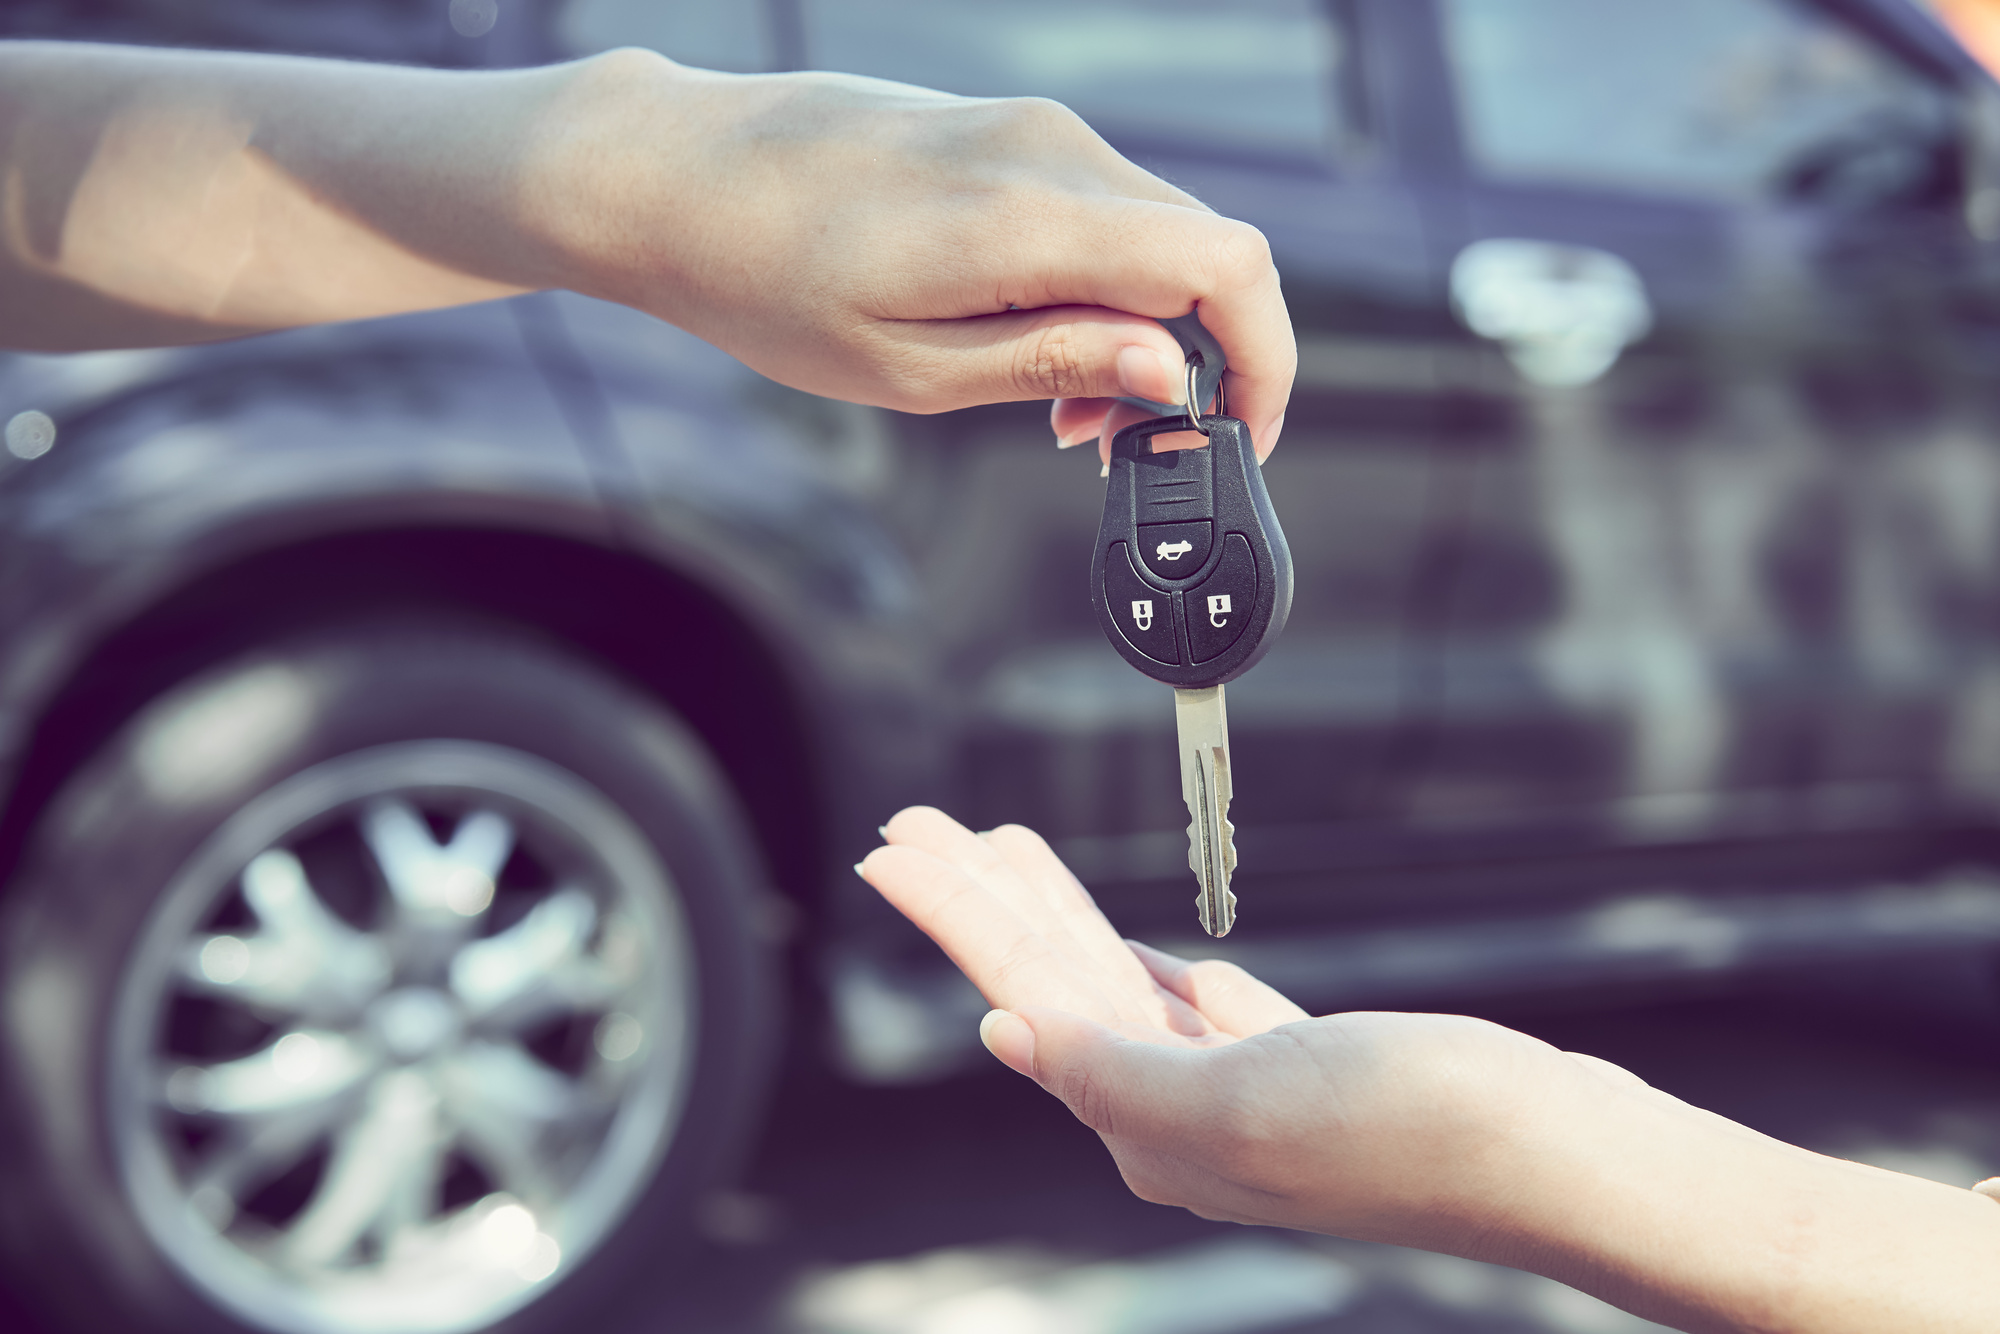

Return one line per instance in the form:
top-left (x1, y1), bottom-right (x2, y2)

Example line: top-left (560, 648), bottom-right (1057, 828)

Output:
top-left (1186, 533), bottom-right (1257, 664)
top-left (1103, 542), bottom-right (1182, 664)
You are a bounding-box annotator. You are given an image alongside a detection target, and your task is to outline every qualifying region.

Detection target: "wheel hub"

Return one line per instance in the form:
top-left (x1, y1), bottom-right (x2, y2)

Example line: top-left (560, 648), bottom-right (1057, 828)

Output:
top-left (368, 987), bottom-right (463, 1062)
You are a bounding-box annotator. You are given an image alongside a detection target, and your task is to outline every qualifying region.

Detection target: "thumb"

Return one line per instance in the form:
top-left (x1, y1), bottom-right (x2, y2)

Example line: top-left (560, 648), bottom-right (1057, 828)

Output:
top-left (984, 1005), bottom-right (1206, 1143)
top-left (888, 306), bottom-right (1189, 409)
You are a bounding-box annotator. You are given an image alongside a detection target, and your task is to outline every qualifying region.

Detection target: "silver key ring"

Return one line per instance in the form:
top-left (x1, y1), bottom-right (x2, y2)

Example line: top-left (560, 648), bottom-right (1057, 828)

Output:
top-left (1184, 358), bottom-right (1226, 434)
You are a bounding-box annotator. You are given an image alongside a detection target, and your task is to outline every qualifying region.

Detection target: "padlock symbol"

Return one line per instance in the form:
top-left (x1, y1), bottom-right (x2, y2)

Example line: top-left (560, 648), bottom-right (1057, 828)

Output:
top-left (1206, 593), bottom-right (1231, 628)
top-left (1131, 599), bottom-right (1155, 632)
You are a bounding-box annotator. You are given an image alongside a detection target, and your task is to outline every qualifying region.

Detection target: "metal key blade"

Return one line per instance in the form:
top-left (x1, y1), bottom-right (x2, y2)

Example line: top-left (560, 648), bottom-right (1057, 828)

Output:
top-left (1174, 685), bottom-right (1238, 936)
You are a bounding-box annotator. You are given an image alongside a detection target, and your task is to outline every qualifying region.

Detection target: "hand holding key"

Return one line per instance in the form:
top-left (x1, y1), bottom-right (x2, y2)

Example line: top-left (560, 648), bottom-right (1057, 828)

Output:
top-left (3, 47), bottom-right (1294, 461)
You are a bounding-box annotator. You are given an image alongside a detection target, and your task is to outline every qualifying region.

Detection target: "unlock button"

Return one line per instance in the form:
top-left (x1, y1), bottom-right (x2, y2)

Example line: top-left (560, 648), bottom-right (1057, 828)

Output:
top-left (1186, 534), bottom-right (1257, 663)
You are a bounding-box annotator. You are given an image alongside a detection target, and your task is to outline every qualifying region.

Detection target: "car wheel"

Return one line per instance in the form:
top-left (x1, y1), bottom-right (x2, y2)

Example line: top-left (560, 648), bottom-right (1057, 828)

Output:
top-left (0, 619), bottom-right (780, 1334)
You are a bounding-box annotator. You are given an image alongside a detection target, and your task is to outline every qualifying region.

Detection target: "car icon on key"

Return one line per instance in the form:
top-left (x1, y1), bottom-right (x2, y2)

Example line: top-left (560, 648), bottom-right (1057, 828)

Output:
top-left (1155, 539), bottom-right (1195, 562)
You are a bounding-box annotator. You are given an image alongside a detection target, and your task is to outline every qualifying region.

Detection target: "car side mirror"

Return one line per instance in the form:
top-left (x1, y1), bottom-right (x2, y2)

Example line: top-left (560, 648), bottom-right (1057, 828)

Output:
top-left (1449, 239), bottom-right (1654, 388)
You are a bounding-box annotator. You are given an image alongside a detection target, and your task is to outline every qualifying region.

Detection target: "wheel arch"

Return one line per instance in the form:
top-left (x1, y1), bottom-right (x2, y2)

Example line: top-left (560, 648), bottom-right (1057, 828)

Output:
top-left (0, 524), bottom-right (833, 928)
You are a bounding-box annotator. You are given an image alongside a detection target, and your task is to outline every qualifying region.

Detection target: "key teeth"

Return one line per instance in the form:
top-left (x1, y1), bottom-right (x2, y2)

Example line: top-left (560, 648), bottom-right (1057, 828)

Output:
top-left (1212, 801), bottom-right (1237, 937)
top-left (1187, 816), bottom-right (1239, 938)
top-left (1197, 881), bottom-right (1238, 937)
top-left (1179, 714), bottom-right (1238, 937)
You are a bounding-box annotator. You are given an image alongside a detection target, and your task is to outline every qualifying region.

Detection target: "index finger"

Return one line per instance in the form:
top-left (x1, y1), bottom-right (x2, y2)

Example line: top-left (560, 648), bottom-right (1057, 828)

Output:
top-left (1041, 141), bottom-right (1293, 457)
top-left (933, 194), bottom-right (1294, 459)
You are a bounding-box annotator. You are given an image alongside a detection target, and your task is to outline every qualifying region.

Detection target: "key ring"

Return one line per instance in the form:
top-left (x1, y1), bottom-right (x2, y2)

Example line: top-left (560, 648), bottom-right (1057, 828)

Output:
top-left (1184, 357), bottom-right (1226, 434)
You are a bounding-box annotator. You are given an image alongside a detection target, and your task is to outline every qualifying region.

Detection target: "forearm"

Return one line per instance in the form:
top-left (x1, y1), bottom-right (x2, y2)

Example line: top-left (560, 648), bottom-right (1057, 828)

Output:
top-left (1, 43), bottom-right (1290, 435)
top-left (0, 40), bottom-right (658, 349)
top-left (1491, 1081), bottom-right (2000, 1333)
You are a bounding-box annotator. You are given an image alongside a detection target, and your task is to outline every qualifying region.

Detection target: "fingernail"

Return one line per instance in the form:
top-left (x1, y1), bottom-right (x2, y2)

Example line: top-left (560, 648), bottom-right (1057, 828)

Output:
top-left (1055, 424), bottom-right (1097, 450)
top-left (1099, 461), bottom-right (1110, 479)
top-left (877, 825), bottom-right (889, 839)
top-left (853, 862), bottom-right (868, 879)
top-left (979, 1009), bottom-right (1036, 1076)
top-left (1258, 413), bottom-right (1284, 464)
top-left (1115, 344), bottom-right (1181, 404)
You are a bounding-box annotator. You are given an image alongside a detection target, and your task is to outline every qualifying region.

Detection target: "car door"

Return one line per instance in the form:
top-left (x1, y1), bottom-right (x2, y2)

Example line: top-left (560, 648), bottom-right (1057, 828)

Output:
top-left (1407, 0), bottom-right (2000, 887)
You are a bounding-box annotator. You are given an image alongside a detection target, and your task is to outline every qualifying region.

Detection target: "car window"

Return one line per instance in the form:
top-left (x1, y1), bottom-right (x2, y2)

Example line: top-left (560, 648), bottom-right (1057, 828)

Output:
top-left (555, 0), bottom-right (772, 72)
top-left (799, 0), bottom-right (1348, 159)
top-left (1440, 0), bottom-right (1957, 206)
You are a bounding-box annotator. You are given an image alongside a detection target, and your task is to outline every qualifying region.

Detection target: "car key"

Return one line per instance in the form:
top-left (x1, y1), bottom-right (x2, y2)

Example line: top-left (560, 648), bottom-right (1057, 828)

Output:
top-left (1091, 338), bottom-right (1292, 936)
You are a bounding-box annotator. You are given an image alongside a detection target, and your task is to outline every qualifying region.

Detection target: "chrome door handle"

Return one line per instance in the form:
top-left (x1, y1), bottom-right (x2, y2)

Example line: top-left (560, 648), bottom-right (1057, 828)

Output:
top-left (1450, 238), bottom-right (1654, 386)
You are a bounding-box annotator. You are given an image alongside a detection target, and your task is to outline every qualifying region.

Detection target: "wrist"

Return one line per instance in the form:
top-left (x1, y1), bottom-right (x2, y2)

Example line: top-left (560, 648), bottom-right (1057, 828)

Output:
top-left (515, 47), bottom-right (715, 314)
top-left (1485, 1090), bottom-right (1797, 1325)
top-left (1481, 1080), bottom-right (2000, 1333)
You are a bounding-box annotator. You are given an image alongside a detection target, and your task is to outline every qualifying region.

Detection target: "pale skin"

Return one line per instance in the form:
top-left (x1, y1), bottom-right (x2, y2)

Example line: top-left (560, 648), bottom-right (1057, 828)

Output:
top-left (858, 806), bottom-right (2000, 1334)
top-left (0, 41), bottom-right (1288, 458)
top-left (9, 37), bottom-right (1995, 1332)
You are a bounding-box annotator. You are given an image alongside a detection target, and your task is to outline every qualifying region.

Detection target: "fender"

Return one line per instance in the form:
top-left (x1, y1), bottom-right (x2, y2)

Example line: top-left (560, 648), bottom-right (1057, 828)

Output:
top-left (0, 300), bottom-right (940, 888)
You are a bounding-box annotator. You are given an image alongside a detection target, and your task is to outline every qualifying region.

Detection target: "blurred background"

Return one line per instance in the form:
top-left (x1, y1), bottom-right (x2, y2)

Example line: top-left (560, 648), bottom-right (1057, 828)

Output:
top-left (6, 1), bottom-right (2000, 1331)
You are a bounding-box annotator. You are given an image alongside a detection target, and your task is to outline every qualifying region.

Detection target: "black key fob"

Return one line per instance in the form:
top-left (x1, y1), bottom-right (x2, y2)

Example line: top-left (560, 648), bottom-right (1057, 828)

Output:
top-left (1090, 412), bottom-right (1292, 689)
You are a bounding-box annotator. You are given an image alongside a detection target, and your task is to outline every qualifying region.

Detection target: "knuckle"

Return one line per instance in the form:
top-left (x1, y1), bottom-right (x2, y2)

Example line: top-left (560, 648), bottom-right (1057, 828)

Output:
top-left (994, 95), bottom-right (1087, 137)
top-left (1016, 323), bottom-right (1093, 399)
top-left (1210, 220), bottom-right (1275, 280)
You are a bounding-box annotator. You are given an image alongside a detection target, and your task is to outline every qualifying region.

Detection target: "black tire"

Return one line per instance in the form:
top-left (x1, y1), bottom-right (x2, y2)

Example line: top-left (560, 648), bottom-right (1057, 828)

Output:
top-left (0, 619), bottom-right (780, 1334)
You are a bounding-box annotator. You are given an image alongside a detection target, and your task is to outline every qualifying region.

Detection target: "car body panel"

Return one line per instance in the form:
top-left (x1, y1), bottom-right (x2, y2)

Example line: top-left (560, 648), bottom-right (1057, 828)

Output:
top-left (0, 300), bottom-right (940, 929)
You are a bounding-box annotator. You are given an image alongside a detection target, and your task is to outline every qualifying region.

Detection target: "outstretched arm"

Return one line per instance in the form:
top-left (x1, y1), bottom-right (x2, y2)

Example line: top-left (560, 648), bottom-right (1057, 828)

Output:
top-left (858, 807), bottom-right (2000, 1334)
top-left (0, 41), bottom-right (1291, 454)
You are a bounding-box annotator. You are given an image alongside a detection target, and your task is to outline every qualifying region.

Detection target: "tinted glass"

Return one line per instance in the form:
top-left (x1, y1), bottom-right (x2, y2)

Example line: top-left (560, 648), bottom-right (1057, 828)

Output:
top-left (801, 0), bottom-right (1346, 157)
top-left (1442, 0), bottom-right (1955, 204)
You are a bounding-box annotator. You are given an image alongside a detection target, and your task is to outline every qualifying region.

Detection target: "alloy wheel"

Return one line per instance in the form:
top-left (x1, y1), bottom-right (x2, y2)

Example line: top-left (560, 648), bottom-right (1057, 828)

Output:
top-left (108, 741), bottom-right (696, 1334)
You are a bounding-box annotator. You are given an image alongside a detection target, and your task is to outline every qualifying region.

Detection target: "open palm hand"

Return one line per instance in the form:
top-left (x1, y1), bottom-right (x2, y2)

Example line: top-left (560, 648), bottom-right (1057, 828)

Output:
top-left (856, 807), bottom-right (1697, 1259)
top-left (858, 806), bottom-right (1308, 1049)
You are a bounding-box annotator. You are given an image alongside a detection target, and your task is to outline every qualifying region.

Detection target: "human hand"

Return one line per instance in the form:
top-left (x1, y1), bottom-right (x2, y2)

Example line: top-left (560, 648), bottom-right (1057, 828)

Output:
top-left (855, 807), bottom-right (1661, 1255)
top-left (861, 809), bottom-right (2000, 1334)
top-left (542, 56), bottom-right (1293, 461)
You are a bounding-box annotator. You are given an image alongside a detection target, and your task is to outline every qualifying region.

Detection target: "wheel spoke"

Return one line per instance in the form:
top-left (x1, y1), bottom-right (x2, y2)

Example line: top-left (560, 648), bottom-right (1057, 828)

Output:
top-left (443, 1039), bottom-right (578, 1123)
top-left (178, 850), bottom-right (390, 1015)
top-left (185, 1099), bottom-right (355, 1227)
top-left (282, 1070), bottom-right (444, 1269)
top-left (449, 889), bottom-right (606, 1022)
top-left (439, 1041), bottom-right (600, 1205)
top-left (163, 1030), bottom-right (376, 1117)
top-left (362, 801), bottom-right (514, 922)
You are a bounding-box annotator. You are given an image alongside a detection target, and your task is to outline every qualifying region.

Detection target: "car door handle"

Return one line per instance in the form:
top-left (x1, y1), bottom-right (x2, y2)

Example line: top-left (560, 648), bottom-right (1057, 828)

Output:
top-left (1449, 238), bottom-right (1654, 387)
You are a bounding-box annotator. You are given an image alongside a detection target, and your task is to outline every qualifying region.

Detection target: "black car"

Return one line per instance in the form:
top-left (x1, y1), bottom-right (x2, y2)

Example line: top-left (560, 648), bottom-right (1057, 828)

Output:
top-left (4, 1), bottom-right (2000, 1331)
